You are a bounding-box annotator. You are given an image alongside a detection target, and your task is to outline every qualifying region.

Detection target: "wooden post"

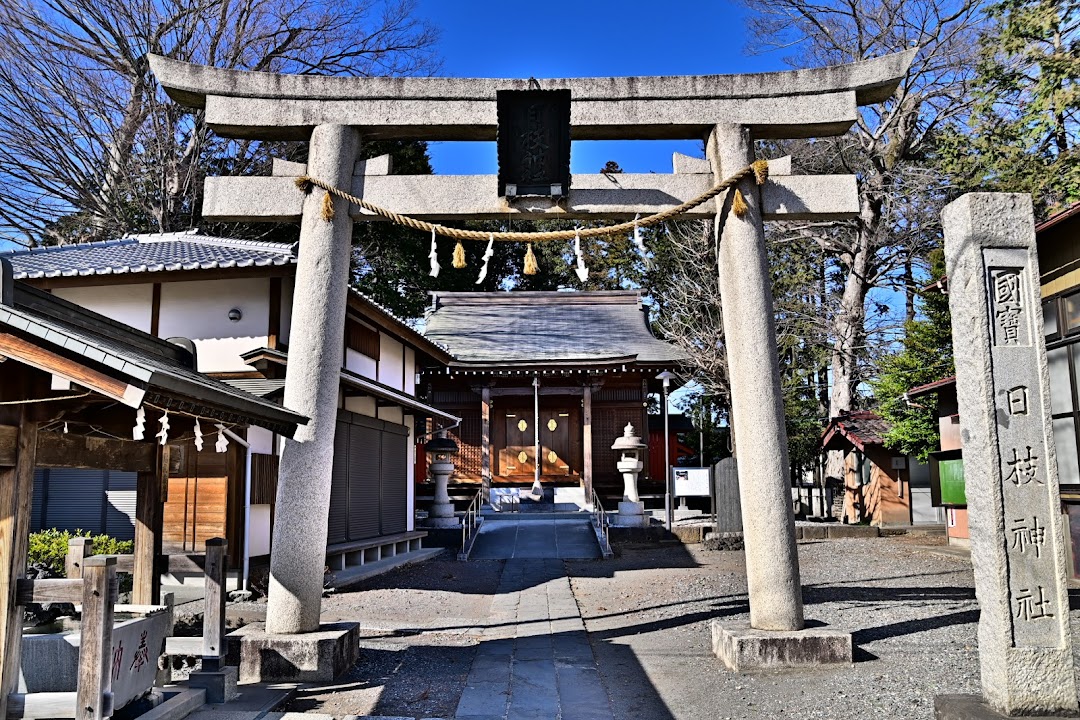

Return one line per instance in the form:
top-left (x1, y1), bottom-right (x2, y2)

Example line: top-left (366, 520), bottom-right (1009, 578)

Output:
top-left (480, 386), bottom-right (491, 499)
top-left (133, 446), bottom-right (167, 605)
top-left (202, 538), bottom-right (227, 672)
top-left (66, 537), bottom-right (93, 579)
top-left (582, 385), bottom-right (593, 504)
top-left (0, 410), bottom-right (38, 720)
top-left (76, 556), bottom-right (117, 720)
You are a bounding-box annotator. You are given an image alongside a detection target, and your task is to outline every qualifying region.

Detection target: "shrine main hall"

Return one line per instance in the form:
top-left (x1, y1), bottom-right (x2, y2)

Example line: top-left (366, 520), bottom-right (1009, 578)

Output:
top-left (420, 290), bottom-right (685, 499)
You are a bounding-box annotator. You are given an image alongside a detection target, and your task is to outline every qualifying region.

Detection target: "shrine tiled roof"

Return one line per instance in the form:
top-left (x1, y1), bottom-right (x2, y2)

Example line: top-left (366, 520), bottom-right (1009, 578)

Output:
top-left (423, 291), bottom-right (686, 366)
top-left (821, 411), bottom-right (890, 452)
top-left (1, 229), bottom-right (296, 279)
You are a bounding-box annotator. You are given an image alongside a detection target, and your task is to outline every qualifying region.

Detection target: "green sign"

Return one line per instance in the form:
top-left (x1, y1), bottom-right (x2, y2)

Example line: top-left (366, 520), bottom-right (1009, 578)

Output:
top-left (939, 458), bottom-right (967, 506)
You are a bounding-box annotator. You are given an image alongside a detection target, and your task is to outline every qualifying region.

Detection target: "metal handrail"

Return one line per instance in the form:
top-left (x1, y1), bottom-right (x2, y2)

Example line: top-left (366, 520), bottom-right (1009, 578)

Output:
top-left (591, 488), bottom-right (611, 556)
top-left (461, 487), bottom-right (484, 554)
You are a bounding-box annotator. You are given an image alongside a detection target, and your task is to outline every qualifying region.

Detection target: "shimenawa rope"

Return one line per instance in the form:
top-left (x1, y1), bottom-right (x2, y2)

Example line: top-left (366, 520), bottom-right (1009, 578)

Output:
top-left (295, 160), bottom-right (769, 242)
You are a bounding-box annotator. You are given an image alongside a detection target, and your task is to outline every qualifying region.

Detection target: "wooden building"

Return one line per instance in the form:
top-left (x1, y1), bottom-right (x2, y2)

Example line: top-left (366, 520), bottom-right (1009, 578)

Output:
top-left (821, 411), bottom-right (941, 527)
top-left (2, 231), bottom-right (454, 585)
top-left (420, 291), bottom-right (685, 501)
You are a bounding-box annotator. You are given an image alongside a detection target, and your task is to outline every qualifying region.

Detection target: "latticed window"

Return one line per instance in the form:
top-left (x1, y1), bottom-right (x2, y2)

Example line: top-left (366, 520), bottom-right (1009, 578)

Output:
top-left (448, 410), bottom-right (482, 479)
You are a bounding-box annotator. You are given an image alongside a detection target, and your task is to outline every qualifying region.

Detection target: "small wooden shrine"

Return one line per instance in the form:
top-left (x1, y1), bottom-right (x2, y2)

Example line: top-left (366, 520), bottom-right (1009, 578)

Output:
top-left (420, 291), bottom-right (685, 500)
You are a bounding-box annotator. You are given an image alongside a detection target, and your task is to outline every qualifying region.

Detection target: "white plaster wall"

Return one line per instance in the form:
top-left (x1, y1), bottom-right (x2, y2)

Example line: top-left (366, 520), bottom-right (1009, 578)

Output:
top-left (344, 395), bottom-right (377, 418)
top-left (280, 278), bottom-right (294, 347)
top-left (378, 335), bottom-right (404, 390)
top-left (404, 347), bottom-right (416, 395)
top-left (158, 278), bottom-right (270, 372)
top-left (405, 413), bottom-right (415, 531)
top-left (248, 426), bottom-right (275, 455)
top-left (54, 285), bottom-right (154, 333)
top-left (344, 348), bottom-right (378, 379)
top-left (377, 406), bottom-right (404, 424)
top-left (249, 505), bottom-right (272, 557)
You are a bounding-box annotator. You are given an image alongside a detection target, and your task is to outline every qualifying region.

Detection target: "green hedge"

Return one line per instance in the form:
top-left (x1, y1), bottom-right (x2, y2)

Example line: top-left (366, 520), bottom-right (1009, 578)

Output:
top-left (28, 529), bottom-right (134, 577)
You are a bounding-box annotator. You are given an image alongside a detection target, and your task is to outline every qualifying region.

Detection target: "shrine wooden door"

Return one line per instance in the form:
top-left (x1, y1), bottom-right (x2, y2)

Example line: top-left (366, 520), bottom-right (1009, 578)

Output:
top-left (541, 411), bottom-right (572, 475)
top-left (502, 412), bottom-right (535, 477)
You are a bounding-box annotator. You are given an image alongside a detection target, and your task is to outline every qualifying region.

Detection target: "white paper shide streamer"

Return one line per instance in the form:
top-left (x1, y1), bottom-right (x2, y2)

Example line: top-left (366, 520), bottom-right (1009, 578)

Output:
top-left (573, 230), bottom-right (588, 282)
top-left (133, 406), bottom-right (146, 441)
top-left (215, 424), bottom-right (229, 453)
top-left (156, 411), bottom-right (170, 446)
top-left (476, 234), bottom-right (495, 284)
top-left (632, 214), bottom-right (649, 263)
top-left (428, 227), bottom-right (440, 277)
top-left (194, 418), bottom-right (204, 452)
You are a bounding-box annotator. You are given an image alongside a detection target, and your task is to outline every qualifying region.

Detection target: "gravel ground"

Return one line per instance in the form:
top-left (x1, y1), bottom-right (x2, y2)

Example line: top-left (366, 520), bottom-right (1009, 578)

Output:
top-left (238, 536), bottom-right (1080, 720)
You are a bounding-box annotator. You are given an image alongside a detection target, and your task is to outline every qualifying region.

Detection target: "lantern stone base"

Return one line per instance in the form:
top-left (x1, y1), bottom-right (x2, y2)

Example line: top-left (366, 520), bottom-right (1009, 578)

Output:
top-left (226, 621), bottom-right (359, 683)
top-left (934, 695), bottom-right (1080, 719)
top-left (613, 501), bottom-right (649, 527)
top-left (425, 502), bottom-right (459, 528)
top-left (711, 621), bottom-right (852, 671)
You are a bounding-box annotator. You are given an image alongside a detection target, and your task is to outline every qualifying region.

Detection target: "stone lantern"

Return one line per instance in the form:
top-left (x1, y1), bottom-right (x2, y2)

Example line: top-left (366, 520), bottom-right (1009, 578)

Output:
top-left (611, 423), bottom-right (648, 527)
top-left (424, 432), bottom-right (459, 528)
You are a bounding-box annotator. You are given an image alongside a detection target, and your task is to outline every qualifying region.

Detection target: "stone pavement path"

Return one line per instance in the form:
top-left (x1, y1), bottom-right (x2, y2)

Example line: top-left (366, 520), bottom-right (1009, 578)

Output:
top-left (468, 518), bottom-right (602, 560)
top-left (455, 559), bottom-right (613, 720)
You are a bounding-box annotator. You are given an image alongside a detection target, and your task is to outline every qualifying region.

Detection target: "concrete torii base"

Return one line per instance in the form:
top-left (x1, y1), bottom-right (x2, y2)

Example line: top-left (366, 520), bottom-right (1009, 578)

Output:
top-left (935, 695), bottom-right (1080, 720)
top-left (226, 621), bottom-right (360, 683)
top-left (711, 621), bottom-right (852, 672)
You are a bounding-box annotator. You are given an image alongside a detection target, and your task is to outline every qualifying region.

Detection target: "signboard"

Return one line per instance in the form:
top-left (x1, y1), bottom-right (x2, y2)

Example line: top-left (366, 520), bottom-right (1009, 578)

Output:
top-left (673, 467), bottom-right (711, 497)
top-left (496, 89), bottom-right (572, 197)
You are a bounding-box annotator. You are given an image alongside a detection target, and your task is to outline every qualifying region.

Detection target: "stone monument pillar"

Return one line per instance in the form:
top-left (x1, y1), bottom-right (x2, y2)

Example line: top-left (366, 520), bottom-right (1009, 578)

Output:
top-left (266, 124), bottom-right (360, 635)
top-left (935, 193), bottom-right (1078, 718)
top-left (612, 423), bottom-right (648, 528)
top-left (707, 124), bottom-right (851, 671)
top-left (424, 433), bottom-right (460, 528)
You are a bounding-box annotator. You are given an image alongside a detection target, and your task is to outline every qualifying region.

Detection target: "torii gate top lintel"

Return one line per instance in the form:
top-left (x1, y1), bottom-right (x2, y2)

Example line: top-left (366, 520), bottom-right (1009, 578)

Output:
top-left (148, 49), bottom-right (915, 142)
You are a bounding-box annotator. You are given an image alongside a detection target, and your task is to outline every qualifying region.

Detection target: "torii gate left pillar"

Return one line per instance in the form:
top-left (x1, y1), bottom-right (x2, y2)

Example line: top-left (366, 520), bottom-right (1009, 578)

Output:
top-left (267, 124), bottom-right (358, 635)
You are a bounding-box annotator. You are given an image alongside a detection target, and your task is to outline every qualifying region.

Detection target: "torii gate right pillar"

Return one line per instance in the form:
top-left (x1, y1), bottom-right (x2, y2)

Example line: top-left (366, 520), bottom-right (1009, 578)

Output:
top-left (707, 123), bottom-right (852, 669)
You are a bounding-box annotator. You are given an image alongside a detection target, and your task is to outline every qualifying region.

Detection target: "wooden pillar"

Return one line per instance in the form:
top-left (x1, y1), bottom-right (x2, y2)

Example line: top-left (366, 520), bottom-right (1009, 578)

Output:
top-left (582, 385), bottom-right (593, 503)
top-left (481, 386), bottom-right (491, 497)
top-left (76, 556), bottom-right (117, 720)
top-left (134, 445), bottom-right (168, 605)
top-left (0, 409), bottom-right (38, 720)
top-left (202, 538), bottom-right (227, 672)
top-left (65, 537), bottom-right (92, 579)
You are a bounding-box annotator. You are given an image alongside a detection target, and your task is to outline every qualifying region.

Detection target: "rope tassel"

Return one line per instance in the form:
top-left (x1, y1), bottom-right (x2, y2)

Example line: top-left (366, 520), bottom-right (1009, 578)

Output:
top-left (752, 159), bottom-right (770, 186)
top-left (476, 234), bottom-right (494, 284)
top-left (732, 188), bottom-right (749, 219)
top-left (452, 240), bottom-right (467, 268)
top-left (428, 227), bottom-right (441, 277)
top-left (320, 191), bottom-right (335, 222)
top-left (523, 243), bottom-right (539, 275)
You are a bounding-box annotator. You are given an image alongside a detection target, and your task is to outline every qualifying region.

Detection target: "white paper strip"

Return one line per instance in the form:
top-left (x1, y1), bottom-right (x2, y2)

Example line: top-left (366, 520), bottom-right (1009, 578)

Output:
top-left (194, 419), bottom-right (204, 452)
top-left (133, 407), bottom-right (145, 441)
top-left (428, 227), bottom-right (441, 277)
top-left (476, 234), bottom-right (495, 284)
top-left (574, 230), bottom-right (589, 282)
top-left (156, 411), bottom-right (170, 446)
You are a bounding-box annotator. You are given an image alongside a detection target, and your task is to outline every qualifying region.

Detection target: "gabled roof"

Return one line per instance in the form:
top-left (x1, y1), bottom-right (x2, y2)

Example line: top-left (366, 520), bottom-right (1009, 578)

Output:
top-left (821, 411), bottom-right (890, 453)
top-left (423, 291), bottom-right (686, 367)
top-left (2, 230), bottom-right (295, 279)
top-left (2, 229), bottom-right (453, 364)
top-left (0, 260), bottom-right (306, 436)
top-left (907, 375), bottom-right (956, 399)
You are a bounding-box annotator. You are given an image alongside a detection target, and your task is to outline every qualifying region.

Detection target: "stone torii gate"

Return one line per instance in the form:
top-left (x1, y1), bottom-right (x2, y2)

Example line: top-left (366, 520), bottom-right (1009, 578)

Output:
top-left (150, 50), bottom-right (913, 674)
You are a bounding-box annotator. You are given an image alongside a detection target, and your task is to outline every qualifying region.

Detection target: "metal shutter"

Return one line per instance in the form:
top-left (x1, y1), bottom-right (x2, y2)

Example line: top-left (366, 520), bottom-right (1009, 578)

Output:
top-left (380, 429), bottom-right (408, 535)
top-left (348, 423), bottom-right (381, 540)
top-left (104, 472), bottom-right (137, 541)
top-left (326, 420), bottom-right (350, 544)
top-left (44, 469), bottom-right (105, 534)
top-left (31, 469), bottom-right (46, 532)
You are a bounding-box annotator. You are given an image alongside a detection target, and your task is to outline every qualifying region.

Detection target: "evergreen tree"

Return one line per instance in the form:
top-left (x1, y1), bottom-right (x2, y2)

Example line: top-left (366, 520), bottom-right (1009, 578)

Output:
top-left (938, 0), bottom-right (1079, 217)
top-left (871, 250), bottom-right (954, 462)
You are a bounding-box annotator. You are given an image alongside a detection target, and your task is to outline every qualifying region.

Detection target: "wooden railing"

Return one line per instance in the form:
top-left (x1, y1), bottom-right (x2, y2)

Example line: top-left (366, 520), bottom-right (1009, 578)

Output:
top-left (9, 556), bottom-right (117, 720)
top-left (591, 488), bottom-right (612, 557)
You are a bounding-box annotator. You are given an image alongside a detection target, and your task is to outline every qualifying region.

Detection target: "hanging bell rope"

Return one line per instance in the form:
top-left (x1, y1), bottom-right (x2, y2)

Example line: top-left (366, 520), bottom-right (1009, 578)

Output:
top-left (295, 160), bottom-right (769, 242)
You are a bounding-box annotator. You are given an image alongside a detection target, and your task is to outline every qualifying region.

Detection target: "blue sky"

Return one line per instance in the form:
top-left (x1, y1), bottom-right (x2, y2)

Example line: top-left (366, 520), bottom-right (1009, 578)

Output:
top-left (415, 0), bottom-right (790, 176)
